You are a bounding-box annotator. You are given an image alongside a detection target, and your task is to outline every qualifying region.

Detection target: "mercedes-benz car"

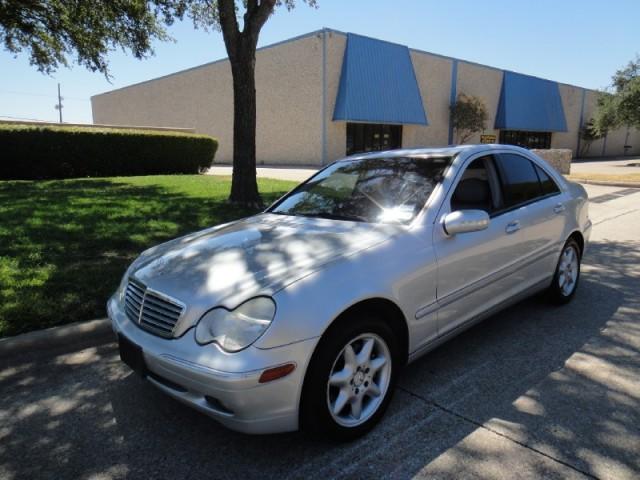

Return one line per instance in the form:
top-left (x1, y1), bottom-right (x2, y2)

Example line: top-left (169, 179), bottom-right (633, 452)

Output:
top-left (108, 144), bottom-right (591, 439)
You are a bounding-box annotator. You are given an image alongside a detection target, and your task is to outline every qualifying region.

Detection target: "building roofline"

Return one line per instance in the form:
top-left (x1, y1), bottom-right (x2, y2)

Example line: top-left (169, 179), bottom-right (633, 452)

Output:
top-left (408, 45), bottom-right (598, 93)
top-left (92, 27), bottom-right (600, 100)
top-left (92, 28), bottom-right (332, 99)
top-left (329, 29), bottom-right (599, 94)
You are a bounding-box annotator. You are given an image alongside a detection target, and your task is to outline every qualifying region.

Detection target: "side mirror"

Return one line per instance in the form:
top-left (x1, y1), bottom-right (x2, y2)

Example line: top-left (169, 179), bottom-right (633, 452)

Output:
top-left (443, 210), bottom-right (490, 236)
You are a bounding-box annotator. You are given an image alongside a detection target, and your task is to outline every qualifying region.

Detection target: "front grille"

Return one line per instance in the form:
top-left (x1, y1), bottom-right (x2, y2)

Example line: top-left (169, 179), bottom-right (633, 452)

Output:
top-left (124, 280), bottom-right (184, 338)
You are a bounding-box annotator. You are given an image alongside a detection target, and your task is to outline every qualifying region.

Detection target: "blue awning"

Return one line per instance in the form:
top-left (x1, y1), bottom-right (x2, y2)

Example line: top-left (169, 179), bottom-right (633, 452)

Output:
top-left (333, 33), bottom-right (428, 125)
top-left (495, 71), bottom-right (567, 132)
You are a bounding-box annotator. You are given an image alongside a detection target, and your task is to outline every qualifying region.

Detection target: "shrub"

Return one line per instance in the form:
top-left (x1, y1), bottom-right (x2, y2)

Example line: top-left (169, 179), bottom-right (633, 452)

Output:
top-left (579, 119), bottom-right (604, 156)
top-left (0, 124), bottom-right (218, 180)
top-left (450, 93), bottom-right (488, 144)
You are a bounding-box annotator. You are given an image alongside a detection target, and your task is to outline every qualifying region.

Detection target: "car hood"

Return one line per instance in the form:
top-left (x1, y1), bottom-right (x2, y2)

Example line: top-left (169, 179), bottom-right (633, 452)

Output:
top-left (127, 213), bottom-right (398, 334)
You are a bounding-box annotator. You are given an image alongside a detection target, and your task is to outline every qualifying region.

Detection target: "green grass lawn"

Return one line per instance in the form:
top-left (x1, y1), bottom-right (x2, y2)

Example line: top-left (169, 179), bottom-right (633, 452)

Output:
top-left (0, 175), bottom-right (296, 338)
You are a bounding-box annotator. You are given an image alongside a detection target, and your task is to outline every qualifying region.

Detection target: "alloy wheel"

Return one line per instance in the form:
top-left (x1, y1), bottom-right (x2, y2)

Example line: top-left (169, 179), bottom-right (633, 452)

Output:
top-left (326, 333), bottom-right (392, 428)
top-left (558, 245), bottom-right (579, 296)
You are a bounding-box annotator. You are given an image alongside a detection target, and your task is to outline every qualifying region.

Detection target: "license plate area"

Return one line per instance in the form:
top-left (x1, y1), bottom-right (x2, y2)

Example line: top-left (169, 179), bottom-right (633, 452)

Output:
top-left (118, 334), bottom-right (146, 377)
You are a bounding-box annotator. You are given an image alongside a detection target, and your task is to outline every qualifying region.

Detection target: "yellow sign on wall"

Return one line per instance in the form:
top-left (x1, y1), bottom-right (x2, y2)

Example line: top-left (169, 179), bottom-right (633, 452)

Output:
top-left (480, 134), bottom-right (497, 144)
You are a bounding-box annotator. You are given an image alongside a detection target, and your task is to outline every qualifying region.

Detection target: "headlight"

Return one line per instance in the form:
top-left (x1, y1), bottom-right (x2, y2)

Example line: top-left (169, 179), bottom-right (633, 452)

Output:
top-left (195, 297), bottom-right (276, 352)
top-left (116, 268), bottom-right (131, 302)
top-left (116, 261), bottom-right (138, 302)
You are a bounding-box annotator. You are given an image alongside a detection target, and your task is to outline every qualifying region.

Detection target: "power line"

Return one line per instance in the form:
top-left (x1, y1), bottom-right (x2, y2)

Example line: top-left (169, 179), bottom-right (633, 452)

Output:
top-left (0, 89), bottom-right (89, 101)
top-left (0, 90), bottom-right (51, 98)
top-left (0, 114), bottom-right (55, 122)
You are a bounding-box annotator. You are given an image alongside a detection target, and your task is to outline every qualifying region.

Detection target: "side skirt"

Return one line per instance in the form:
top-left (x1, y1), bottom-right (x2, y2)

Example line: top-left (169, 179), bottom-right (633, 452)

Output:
top-left (407, 278), bottom-right (550, 364)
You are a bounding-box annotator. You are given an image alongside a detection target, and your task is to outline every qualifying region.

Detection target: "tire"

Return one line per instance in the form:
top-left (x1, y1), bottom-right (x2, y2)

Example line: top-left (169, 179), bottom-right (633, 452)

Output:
top-left (300, 311), bottom-right (400, 440)
top-left (547, 238), bottom-right (581, 304)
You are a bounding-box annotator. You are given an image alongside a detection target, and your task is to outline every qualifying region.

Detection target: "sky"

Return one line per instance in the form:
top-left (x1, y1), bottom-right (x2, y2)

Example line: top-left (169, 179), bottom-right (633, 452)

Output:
top-left (1, 0), bottom-right (639, 124)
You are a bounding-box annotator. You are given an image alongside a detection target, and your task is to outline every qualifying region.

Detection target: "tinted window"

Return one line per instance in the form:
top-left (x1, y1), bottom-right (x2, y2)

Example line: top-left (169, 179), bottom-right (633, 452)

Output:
top-left (270, 156), bottom-right (451, 224)
top-left (534, 164), bottom-right (560, 196)
top-left (496, 154), bottom-right (542, 207)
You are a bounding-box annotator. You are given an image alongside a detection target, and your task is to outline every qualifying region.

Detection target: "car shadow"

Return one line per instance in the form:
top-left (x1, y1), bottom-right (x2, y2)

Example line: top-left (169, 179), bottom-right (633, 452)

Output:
top-left (0, 239), bottom-right (638, 479)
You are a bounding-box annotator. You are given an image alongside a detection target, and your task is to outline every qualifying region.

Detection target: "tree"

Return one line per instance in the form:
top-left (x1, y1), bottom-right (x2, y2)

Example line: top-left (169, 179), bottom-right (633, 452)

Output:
top-left (578, 119), bottom-right (603, 156)
top-left (185, 0), bottom-right (316, 206)
top-left (612, 54), bottom-right (640, 91)
top-left (593, 55), bottom-right (640, 135)
top-left (450, 93), bottom-right (488, 144)
top-left (0, 0), bottom-right (183, 77)
top-left (616, 74), bottom-right (640, 129)
top-left (2, 0), bottom-right (316, 207)
top-left (592, 92), bottom-right (619, 137)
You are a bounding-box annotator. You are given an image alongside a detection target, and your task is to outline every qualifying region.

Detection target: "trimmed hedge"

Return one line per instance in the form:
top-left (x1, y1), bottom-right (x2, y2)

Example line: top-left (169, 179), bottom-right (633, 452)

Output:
top-left (0, 124), bottom-right (218, 179)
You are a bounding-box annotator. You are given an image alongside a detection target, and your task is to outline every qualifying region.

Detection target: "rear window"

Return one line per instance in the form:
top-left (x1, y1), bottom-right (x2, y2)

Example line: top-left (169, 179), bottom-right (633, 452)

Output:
top-left (534, 164), bottom-right (560, 196)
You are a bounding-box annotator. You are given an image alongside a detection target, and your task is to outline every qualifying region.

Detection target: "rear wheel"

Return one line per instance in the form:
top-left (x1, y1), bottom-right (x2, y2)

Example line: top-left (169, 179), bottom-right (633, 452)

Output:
top-left (548, 238), bottom-right (581, 304)
top-left (300, 313), bottom-right (399, 440)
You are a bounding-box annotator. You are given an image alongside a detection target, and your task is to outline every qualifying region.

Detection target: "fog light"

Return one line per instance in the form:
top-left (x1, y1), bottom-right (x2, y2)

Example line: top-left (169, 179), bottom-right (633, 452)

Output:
top-left (258, 363), bottom-right (296, 383)
top-left (204, 396), bottom-right (234, 415)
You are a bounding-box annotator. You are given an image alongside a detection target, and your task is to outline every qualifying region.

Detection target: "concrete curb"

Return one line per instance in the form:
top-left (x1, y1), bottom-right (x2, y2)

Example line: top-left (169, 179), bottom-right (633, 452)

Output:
top-left (572, 179), bottom-right (640, 189)
top-left (0, 318), bottom-right (112, 359)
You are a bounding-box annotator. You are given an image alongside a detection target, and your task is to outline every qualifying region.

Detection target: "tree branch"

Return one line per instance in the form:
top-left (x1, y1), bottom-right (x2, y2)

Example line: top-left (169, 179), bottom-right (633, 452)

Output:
top-left (216, 0), bottom-right (239, 59)
top-left (246, 0), bottom-right (259, 15)
top-left (244, 0), bottom-right (276, 39)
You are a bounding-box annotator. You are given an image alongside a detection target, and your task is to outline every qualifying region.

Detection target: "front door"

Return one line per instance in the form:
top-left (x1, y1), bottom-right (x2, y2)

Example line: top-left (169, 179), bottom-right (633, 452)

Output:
top-left (432, 154), bottom-right (530, 337)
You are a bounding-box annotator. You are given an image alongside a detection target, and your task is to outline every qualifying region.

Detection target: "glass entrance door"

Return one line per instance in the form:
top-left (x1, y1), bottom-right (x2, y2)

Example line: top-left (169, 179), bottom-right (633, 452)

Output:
top-left (347, 123), bottom-right (402, 155)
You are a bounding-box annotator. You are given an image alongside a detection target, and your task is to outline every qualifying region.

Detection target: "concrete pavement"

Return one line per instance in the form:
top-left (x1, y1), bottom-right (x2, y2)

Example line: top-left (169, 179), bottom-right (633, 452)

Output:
top-left (207, 164), bottom-right (317, 183)
top-left (1, 184), bottom-right (639, 479)
top-left (571, 157), bottom-right (640, 176)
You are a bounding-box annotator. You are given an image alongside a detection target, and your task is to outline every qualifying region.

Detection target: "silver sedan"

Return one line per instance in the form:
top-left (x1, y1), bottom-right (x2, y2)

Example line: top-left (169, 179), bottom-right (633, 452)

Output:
top-left (108, 144), bottom-right (591, 439)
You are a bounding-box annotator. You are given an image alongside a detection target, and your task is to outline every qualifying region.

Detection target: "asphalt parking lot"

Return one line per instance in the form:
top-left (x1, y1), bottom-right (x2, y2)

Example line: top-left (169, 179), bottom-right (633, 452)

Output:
top-left (1, 183), bottom-right (639, 480)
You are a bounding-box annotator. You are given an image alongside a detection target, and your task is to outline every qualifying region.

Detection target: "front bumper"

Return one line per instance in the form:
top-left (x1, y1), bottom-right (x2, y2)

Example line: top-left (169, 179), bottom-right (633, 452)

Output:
top-left (107, 296), bottom-right (317, 434)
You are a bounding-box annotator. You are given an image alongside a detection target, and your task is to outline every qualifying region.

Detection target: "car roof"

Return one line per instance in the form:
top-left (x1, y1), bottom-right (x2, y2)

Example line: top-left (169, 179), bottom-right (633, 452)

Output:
top-left (339, 144), bottom-right (531, 161)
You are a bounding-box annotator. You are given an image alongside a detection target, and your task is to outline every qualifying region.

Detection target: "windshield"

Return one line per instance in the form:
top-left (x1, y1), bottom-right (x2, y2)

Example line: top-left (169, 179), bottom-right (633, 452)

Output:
top-left (269, 156), bottom-right (452, 224)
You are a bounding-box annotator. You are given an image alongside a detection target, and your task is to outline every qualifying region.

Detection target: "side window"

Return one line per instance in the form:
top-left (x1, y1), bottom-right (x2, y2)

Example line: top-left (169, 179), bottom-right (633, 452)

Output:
top-left (534, 164), bottom-right (560, 196)
top-left (451, 157), bottom-right (496, 214)
top-left (496, 154), bottom-right (542, 207)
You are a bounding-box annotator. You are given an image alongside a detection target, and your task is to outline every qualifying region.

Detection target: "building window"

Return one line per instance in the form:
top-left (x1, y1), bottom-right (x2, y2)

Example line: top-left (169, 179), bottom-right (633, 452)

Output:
top-left (499, 130), bottom-right (552, 149)
top-left (346, 123), bottom-right (402, 156)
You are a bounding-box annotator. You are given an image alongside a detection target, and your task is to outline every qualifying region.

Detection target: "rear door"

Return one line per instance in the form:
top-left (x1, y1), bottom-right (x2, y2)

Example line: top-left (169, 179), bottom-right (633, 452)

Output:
top-left (494, 153), bottom-right (567, 288)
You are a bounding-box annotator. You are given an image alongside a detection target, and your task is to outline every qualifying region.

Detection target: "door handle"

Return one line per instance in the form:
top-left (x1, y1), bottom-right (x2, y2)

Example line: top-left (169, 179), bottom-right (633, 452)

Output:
top-left (553, 203), bottom-right (566, 214)
top-left (505, 220), bottom-right (520, 234)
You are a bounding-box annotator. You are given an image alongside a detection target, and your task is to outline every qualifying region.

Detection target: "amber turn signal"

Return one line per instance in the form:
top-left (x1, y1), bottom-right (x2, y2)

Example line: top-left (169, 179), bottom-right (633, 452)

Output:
top-left (258, 363), bottom-right (296, 383)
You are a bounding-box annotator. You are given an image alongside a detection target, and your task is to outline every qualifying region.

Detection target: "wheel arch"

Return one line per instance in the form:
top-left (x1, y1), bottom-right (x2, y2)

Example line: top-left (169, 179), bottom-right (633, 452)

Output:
top-left (568, 230), bottom-right (585, 258)
top-left (298, 296), bottom-right (409, 433)
top-left (317, 297), bottom-right (410, 367)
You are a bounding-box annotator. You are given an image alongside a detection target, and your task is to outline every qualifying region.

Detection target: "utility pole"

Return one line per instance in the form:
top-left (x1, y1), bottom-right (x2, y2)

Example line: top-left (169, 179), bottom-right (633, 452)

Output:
top-left (54, 83), bottom-right (63, 123)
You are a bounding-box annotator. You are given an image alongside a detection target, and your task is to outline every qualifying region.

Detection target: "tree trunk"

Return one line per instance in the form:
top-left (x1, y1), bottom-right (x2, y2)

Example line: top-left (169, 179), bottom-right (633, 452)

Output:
top-left (228, 43), bottom-right (261, 207)
top-left (216, 0), bottom-right (276, 207)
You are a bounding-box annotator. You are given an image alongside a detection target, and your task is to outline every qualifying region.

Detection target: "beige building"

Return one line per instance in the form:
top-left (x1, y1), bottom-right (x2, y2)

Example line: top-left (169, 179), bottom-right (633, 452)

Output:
top-left (91, 28), bottom-right (640, 166)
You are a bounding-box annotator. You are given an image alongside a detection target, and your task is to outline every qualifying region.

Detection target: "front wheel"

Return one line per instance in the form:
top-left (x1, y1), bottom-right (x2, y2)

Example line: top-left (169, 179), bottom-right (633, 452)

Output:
top-left (548, 238), bottom-right (581, 304)
top-left (300, 314), bottom-right (399, 440)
